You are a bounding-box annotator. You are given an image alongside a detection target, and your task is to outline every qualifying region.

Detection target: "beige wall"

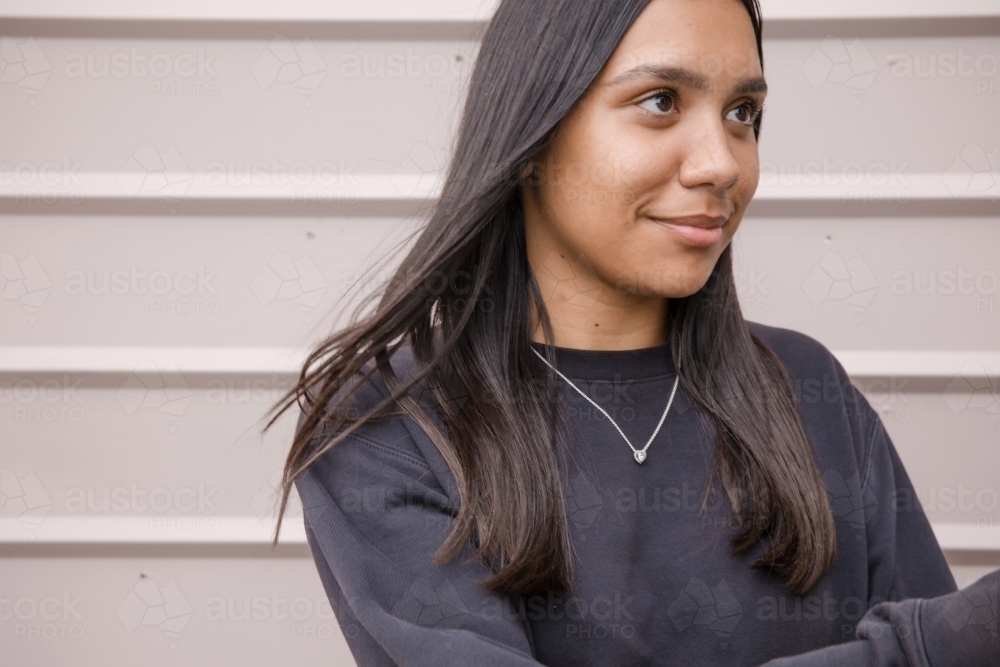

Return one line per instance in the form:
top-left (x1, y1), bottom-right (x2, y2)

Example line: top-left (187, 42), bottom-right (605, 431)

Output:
top-left (1, 1), bottom-right (998, 664)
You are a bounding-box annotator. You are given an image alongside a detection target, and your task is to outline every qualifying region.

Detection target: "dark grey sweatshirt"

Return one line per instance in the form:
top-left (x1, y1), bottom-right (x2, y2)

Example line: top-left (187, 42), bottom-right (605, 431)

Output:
top-left (295, 321), bottom-right (958, 666)
top-left (759, 568), bottom-right (998, 666)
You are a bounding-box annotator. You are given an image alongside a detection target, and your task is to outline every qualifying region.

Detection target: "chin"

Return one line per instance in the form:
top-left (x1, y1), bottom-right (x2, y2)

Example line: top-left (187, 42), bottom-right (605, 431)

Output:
top-left (609, 257), bottom-right (718, 298)
top-left (660, 265), bottom-right (717, 298)
top-left (613, 276), bottom-right (707, 300)
top-left (666, 283), bottom-right (711, 299)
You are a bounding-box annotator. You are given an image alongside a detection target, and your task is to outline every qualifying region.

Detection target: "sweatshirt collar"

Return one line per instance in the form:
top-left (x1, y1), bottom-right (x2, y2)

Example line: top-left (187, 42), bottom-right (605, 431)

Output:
top-left (529, 341), bottom-right (676, 382)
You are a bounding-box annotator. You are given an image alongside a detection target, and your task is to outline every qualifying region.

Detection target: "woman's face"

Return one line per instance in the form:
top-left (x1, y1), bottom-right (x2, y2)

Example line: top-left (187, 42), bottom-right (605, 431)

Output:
top-left (523, 0), bottom-right (765, 308)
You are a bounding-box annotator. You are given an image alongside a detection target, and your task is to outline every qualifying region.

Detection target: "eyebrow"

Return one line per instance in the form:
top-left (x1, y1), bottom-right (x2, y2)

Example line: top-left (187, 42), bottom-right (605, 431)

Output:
top-left (604, 64), bottom-right (767, 96)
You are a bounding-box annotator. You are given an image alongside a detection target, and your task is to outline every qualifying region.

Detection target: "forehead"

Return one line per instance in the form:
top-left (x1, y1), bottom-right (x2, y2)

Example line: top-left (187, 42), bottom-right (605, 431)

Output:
top-left (599, 0), bottom-right (762, 84)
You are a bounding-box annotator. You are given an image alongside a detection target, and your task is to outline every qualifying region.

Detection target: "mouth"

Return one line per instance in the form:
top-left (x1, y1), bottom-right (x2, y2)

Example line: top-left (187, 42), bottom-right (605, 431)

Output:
top-left (646, 214), bottom-right (728, 248)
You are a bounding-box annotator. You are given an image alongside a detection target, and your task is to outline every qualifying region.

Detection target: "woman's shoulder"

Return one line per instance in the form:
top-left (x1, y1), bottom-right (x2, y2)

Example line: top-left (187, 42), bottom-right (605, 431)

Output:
top-left (297, 343), bottom-right (453, 484)
top-left (745, 320), bottom-right (879, 469)
top-left (745, 320), bottom-right (849, 384)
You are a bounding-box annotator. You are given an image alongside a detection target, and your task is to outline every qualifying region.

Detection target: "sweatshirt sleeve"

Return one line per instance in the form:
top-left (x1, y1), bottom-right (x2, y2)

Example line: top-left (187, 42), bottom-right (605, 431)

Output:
top-left (756, 569), bottom-right (1000, 667)
top-left (294, 414), bottom-right (544, 667)
top-left (845, 380), bottom-right (957, 605)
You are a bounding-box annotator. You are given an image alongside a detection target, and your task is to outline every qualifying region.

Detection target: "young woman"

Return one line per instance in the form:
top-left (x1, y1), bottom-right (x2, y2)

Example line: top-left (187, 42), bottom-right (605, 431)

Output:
top-left (265, 1), bottom-right (957, 665)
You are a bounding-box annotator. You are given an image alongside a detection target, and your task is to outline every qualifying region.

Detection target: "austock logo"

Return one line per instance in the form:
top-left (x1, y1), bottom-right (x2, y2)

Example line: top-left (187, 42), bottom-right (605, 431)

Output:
top-left (802, 36), bottom-right (878, 103)
top-left (116, 575), bottom-right (193, 648)
top-left (116, 143), bottom-right (193, 200)
top-left (537, 250), bottom-right (602, 310)
top-left (564, 470), bottom-right (603, 541)
top-left (63, 46), bottom-right (220, 97)
top-left (942, 576), bottom-right (998, 637)
top-left (801, 251), bottom-right (879, 323)
top-left (251, 471), bottom-right (302, 519)
top-left (389, 142), bottom-right (442, 198)
top-left (0, 36), bottom-right (52, 95)
top-left (390, 577), bottom-right (468, 639)
top-left (2, 375), bottom-right (86, 424)
top-left (0, 251), bottom-right (52, 323)
top-left (115, 361), bottom-right (193, 423)
top-left (1, 589), bottom-right (85, 639)
top-left (63, 482), bottom-right (218, 516)
top-left (0, 469), bottom-right (52, 536)
top-left (251, 252), bottom-right (328, 312)
top-left (203, 588), bottom-right (354, 640)
top-left (251, 36), bottom-right (327, 94)
top-left (666, 578), bottom-right (743, 641)
top-left (823, 469), bottom-right (878, 540)
top-left (943, 143), bottom-right (999, 198)
top-left (943, 360), bottom-right (999, 420)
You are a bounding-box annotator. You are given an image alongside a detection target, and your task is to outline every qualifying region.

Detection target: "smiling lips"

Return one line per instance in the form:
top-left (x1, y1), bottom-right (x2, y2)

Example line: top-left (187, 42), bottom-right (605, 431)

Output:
top-left (648, 214), bottom-right (728, 248)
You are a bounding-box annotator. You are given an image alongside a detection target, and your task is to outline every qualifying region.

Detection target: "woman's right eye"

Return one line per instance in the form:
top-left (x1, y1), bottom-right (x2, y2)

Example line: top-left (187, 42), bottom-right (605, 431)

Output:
top-left (638, 90), bottom-right (678, 116)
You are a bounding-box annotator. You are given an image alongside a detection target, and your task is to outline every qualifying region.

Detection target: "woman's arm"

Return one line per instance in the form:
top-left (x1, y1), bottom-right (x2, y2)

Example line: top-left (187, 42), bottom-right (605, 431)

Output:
top-left (844, 378), bottom-right (957, 604)
top-left (295, 422), bottom-right (545, 667)
top-left (758, 568), bottom-right (999, 666)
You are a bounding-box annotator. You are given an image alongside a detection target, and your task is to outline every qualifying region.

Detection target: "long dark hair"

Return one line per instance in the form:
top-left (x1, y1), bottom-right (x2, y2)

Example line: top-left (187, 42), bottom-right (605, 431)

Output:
top-left (264, 0), bottom-right (836, 598)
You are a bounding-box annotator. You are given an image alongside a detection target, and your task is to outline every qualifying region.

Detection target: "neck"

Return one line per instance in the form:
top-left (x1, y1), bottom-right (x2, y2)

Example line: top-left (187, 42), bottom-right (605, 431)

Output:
top-left (522, 185), bottom-right (669, 350)
top-left (528, 255), bottom-right (669, 350)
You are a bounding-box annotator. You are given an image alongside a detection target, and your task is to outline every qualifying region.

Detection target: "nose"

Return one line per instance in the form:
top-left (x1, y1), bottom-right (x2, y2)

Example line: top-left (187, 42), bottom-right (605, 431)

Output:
top-left (677, 113), bottom-right (741, 195)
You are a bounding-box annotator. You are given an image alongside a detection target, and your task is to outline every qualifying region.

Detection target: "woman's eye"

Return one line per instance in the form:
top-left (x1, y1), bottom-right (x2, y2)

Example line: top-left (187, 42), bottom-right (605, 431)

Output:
top-left (726, 102), bottom-right (760, 125)
top-left (638, 91), bottom-right (677, 115)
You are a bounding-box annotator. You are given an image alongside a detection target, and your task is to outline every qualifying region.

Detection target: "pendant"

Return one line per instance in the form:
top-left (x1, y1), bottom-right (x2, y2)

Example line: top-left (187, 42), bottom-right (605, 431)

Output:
top-left (634, 450), bottom-right (646, 464)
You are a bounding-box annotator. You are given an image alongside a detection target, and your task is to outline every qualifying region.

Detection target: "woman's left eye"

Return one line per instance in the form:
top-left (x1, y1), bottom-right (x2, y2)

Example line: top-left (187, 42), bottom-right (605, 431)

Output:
top-left (725, 101), bottom-right (761, 125)
top-left (638, 91), bottom-right (678, 115)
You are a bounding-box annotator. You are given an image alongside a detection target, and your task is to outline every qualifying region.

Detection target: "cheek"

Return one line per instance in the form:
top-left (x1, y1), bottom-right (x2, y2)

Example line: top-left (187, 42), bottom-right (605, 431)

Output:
top-left (541, 106), bottom-right (667, 239)
top-left (545, 147), bottom-right (642, 246)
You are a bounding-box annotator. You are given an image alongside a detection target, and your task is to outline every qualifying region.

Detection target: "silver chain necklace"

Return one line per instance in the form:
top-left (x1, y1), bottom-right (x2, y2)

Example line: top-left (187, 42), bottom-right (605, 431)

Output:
top-left (531, 347), bottom-right (680, 464)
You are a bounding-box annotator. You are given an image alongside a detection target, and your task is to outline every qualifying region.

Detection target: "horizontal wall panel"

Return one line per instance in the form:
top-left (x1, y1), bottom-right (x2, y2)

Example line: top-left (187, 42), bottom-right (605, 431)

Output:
top-left (2, 346), bottom-right (1000, 379)
top-left (0, 215), bottom-right (421, 347)
top-left (0, 0), bottom-right (501, 23)
top-left (0, 381), bottom-right (303, 518)
top-left (4, 214), bottom-right (998, 350)
top-left (0, 516), bottom-right (306, 546)
top-left (759, 36), bottom-right (999, 175)
top-left (859, 390), bottom-right (1000, 528)
top-left (1, 0), bottom-right (998, 22)
top-left (0, 557), bottom-right (354, 665)
top-left (0, 36), bottom-right (477, 175)
top-left (1, 517), bottom-right (997, 553)
top-left (7, 216), bottom-right (1000, 352)
top-left (1, 378), bottom-right (997, 548)
top-left (0, 36), bottom-right (474, 175)
top-left (1, 35), bottom-right (997, 182)
top-left (732, 216), bottom-right (1000, 350)
top-left (0, 173), bottom-right (445, 205)
top-left (2, 172), bottom-right (997, 212)
top-left (0, 347), bottom-right (311, 375)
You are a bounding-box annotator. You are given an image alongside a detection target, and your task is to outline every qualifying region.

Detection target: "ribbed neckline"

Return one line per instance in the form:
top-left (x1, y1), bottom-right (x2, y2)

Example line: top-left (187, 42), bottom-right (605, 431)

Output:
top-left (529, 340), bottom-right (676, 382)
